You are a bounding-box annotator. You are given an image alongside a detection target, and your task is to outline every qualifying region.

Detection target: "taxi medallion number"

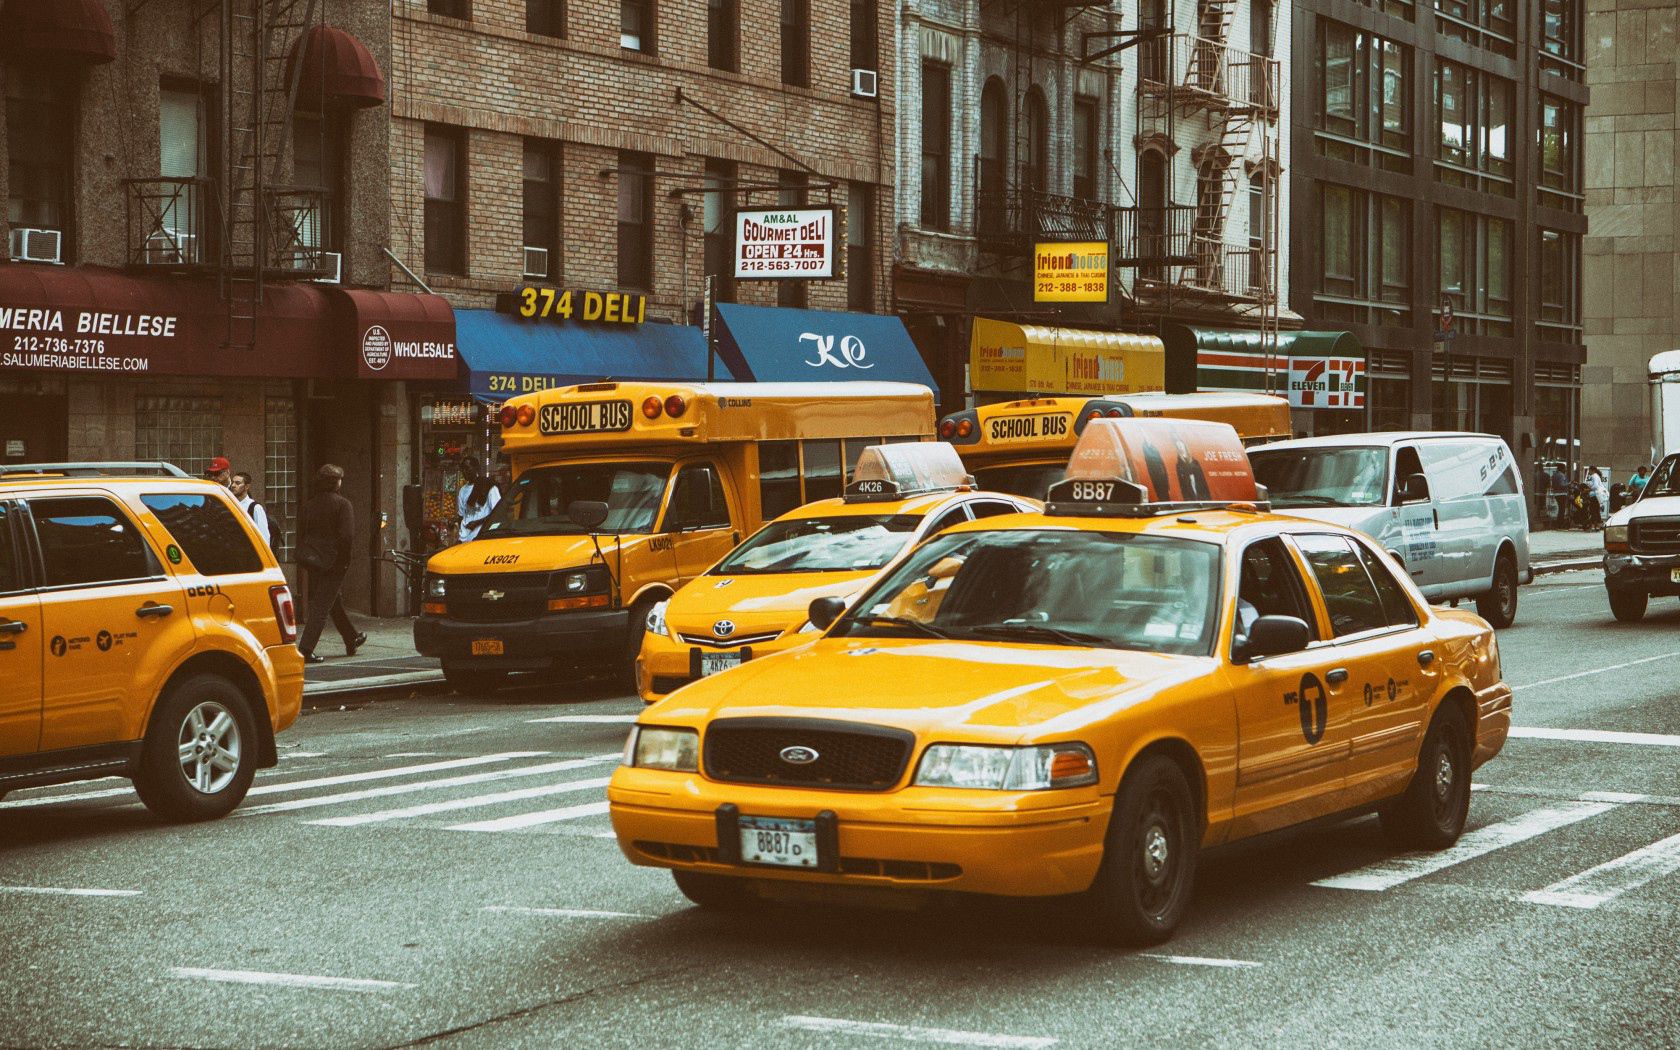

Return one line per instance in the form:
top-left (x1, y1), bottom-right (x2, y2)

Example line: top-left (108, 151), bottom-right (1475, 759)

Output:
top-left (739, 815), bottom-right (818, 868)
top-left (700, 651), bottom-right (742, 676)
top-left (471, 639), bottom-right (504, 656)
top-left (537, 400), bottom-right (634, 436)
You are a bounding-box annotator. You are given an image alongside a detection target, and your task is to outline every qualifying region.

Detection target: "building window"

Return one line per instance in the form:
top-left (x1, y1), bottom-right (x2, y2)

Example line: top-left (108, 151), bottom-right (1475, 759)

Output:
top-left (1434, 0), bottom-right (1514, 55)
top-left (1247, 172), bottom-right (1267, 292)
top-left (423, 125), bottom-right (466, 275)
top-left (428, 0), bottom-right (469, 18)
top-left (157, 83), bottom-right (210, 264)
top-left (848, 182), bottom-right (874, 311)
top-left (522, 140), bottom-right (559, 280)
top-left (526, 0), bottom-right (564, 37)
top-left (850, 0), bottom-right (877, 71)
top-left (1539, 96), bottom-right (1580, 209)
top-left (708, 0), bottom-right (737, 71)
top-left (135, 396), bottom-right (223, 481)
top-left (264, 397), bottom-right (298, 561)
top-left (977, 78), bottom-right (1008, 236)
top-left (777, 170), bottom-right (807, 308)
top-left (1072, 96), bottom-right (1099, 201)
top-left (1541, 0), bottom-right (1581, 76)
top-left (1537, 229), bottom-right (1580, 341)
top-left (1023, 88), bottom-right (1049, 192)
top-left (702, 158), bottom-right (736, 303)
top-left (920, 63), bottom-right (951, 231)
top-left (1432, 357), bottom-right (1513, 445)
top-left (617, 152), bottom-right (653, 290)
top-left (1315, 184), bottom-right (1410, 325)
top-left (781, 0), bottom-right (810, 87)
top-left (1434, 60), bottom-right (1513, 195)
top-left (1316, 22), bottom-right (1410, 171)
top-left (1438, 208), bottom-right (1511, 336)
top-left (1251, 0), bottom-right (1274, 56)
top-left (621, 0), bottom-right (653, 52)
top-left (5, 69), bottom-right (75, 260)
top-left (292, 112), bottom-right (345, 270)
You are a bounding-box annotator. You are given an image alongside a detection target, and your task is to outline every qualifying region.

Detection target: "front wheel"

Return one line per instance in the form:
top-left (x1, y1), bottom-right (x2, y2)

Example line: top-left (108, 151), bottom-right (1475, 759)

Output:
top-left (133, 675), bottom-right (258, 823)
top-left (1380, 705), bottom-right (1471, 849)
top-left (442, 662), bottom-right (509, 694)
top-left (1608, 589), bottom-right (1648, 623)
top-left (1081, 754), bottom-right (1198, 947)
top-left (1476, 553), bottom-right (1519, 628)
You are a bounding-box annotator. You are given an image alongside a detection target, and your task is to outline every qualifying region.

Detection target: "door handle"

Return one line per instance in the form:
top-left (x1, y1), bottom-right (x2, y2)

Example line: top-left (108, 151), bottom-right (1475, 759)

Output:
top-left (136, 603), bottom-right (174, 619)
top-left (1417, 649), bottom-right (1435, 668)
top-left (0, 619), bottom-right (27, 634)
top-left (1433, 509), bottom-right (1440, 529)
top-left (1326, 668), bottom-right (1349, 687)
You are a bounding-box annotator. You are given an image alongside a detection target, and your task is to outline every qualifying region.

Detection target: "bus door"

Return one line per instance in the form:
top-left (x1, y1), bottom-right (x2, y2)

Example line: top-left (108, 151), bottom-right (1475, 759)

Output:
top-left (663, 462), bottom-right (737, 585)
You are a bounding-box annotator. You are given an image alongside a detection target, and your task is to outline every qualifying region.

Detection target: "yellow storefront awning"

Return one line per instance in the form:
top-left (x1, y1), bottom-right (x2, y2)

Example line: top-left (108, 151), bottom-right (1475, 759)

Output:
top-left (969, 317), bottom-right (1165, 397)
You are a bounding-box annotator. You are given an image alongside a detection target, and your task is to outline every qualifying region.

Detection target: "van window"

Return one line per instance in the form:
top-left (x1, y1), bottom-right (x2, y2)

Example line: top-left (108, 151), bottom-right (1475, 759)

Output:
top-left (1392, 446), bottom-right (1424, 503)
top-left (665, 464), bottom-right (730, 531)
top-left (759, 441), bottom-right (801, 519)
top-left (1486, 464), bottom-right (1519, 495)
top-left (1417, 440), bottom-right (1505, 502)
top-left (31, 496), bottom-right (160, 587)
top-left (1250, 446), bottom-right (1388, 508)
top-left (140, 493), bottom-right (264, 576)
top-left (802, 440), bottom-right (843, 502)
top-left (1294, 533), bottom-right (1390, 637)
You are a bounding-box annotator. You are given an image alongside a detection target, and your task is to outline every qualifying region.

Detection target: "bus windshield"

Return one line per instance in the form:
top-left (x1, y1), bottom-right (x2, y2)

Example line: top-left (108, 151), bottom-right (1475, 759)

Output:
top-left (1250, 447), bottom-right (1390, 508)
top-left (482, 461), bottom-right (669, 536)
top-left (971, 463), bottom-right (1067, 501)
top-left (713, 514), bottom-right (922, 575)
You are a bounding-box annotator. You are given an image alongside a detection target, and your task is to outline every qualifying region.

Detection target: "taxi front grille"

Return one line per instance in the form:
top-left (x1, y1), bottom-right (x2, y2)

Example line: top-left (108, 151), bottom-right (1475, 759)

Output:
top-left (703, 718), bottom-right (914, 792)
top-left (1630, 517), bottom-right (1680, 554)
top-left (445, 572), bottom-right (549, 623)
top-left (678, 631), bottom-right (782, 648)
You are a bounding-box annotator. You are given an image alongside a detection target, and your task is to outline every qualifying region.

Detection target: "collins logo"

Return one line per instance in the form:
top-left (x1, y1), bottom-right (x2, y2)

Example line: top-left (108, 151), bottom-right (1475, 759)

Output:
top-left (361, 325), bottom-right (393, 371)
top-left (779, 745), bottom-right (819, 765)
top-left (712, 620), bottom-right (736, 639)
top-left (799, 333), bottom-right (872, 370)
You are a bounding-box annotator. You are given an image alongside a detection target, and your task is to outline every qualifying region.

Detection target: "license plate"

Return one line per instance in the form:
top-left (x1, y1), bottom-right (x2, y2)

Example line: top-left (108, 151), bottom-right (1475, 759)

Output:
top-left (739, 816), bottom-right (818, 868)
top-left (699, 650), bottom-right (743, 677)
top-left (471, 639), bottom-right (504, 656)
top-left (1671, 568), bottom-right (1680, 584)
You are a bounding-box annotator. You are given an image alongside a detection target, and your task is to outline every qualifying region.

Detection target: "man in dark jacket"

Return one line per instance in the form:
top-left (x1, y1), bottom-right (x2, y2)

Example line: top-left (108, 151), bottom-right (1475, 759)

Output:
top-left (297, 463), bottom-right (366, 663)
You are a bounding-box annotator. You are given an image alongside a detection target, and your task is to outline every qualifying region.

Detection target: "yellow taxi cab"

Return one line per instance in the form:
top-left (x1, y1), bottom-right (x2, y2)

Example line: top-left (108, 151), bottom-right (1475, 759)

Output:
top-left (0, 462), bottom-right (303, 822)
top-left (608, 421), bottom-right (1511, 945)
top-left (636, 443), bottom-right (1038, 702)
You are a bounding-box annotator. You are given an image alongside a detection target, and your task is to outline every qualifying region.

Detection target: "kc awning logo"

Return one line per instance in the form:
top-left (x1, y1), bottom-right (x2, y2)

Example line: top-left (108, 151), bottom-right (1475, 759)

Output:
top-left (799, 333), bottom-right (872, 370)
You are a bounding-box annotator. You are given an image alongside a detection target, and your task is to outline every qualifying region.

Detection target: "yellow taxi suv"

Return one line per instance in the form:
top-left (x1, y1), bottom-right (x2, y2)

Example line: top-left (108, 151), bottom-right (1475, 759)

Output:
top-left (636, 443), bottom-right (1037, 702)
top-left (415, 382), bottom-right (934, 692)
top-left (937, 391), bottom-right (1292, 499)
top-left (0, 462), bottom-right (303, 822)
top-left (608, 420), bottom-right (1511, 945)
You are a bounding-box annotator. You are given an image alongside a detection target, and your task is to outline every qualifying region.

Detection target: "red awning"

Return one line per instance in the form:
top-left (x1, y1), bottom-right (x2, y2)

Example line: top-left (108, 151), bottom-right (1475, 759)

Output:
top-left (0, 0), bottom-right (117, 65)
top-left (287, 25), bottom-right (386, 110)
top-left (340, 289), bottom-right (459, 380)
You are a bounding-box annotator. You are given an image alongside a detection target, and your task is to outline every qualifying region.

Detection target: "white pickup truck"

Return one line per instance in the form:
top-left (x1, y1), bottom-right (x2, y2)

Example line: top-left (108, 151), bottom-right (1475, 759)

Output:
top-left (1601, 353), bottom-right (1680, 621)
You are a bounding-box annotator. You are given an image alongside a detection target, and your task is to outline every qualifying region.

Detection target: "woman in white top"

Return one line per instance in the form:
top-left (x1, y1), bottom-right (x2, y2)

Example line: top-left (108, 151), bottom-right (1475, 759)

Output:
top-left (456, 455), bottom-right (501, 543)
top-left (1585, 467), bottom-right (1609, 526)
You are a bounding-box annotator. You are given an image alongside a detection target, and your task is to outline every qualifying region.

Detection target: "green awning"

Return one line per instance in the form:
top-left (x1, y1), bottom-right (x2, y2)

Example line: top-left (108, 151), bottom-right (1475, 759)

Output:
top-left (1159, 324), bottom-right (1363, 396)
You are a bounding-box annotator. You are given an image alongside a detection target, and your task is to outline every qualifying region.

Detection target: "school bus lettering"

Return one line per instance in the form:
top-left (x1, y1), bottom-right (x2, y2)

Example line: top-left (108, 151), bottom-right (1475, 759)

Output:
top-left (538, 400), bottom-right (634, 435)
top-left (987, 414), bottom-right (1070, 443)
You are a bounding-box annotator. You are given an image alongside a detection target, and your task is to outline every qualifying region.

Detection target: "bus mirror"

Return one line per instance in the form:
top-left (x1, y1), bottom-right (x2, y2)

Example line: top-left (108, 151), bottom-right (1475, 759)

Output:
top-left (568, 500), bottom-right (610, 532)
top-left (808, 595), bottom-right (847, 631)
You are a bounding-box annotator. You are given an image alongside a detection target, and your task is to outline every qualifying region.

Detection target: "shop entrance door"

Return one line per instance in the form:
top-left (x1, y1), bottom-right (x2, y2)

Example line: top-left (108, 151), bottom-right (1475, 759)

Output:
top-left (0, 395), bottom-right (67, 464)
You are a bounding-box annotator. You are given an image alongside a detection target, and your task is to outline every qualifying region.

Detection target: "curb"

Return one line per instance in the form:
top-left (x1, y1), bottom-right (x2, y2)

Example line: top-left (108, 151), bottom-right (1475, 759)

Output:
top-left (1533, 556), bottom-right (1600, 576)
top-left (303, 670), bottom-right (447, 706)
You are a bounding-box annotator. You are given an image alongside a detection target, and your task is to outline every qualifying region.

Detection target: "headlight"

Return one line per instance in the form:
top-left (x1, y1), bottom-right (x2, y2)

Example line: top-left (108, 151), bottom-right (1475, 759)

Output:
top-left (914, 743), bottom-right (1098, 790)
top-left (424, 574), bottom-right (447, 600)
top-left (556, 569), bottom-right (592, 594)
top-left (645, 600), bottom-right (669, 636)
top-left (630, 726), bottom-right (699, 771)
top-left (1604, 525), bottom-right (1629, 548)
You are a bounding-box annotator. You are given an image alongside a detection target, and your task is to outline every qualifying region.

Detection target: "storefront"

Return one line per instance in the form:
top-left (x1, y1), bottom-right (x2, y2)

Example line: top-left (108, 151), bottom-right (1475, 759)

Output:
top-left (1159, 325), bottom-right (1366, 436)
top-left (711, 303), bottom-right (939, 395)
top-left (968, 317), bottom-right (1164, 402)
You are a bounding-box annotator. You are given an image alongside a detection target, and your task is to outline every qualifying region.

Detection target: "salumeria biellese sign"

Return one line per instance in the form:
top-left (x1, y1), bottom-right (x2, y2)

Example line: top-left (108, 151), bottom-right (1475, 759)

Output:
top-left (1, 305), bottom-right (172, 373)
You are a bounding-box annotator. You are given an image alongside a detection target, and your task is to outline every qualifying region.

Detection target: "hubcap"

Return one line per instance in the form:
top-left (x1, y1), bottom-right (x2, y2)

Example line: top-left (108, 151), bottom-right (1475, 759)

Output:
top-left (1434, 750), bottom-right (1454, 801)
top-left (175, 701), bottom-right (241, 795)
top-left (1142, 824), bottom-right (1170, 879)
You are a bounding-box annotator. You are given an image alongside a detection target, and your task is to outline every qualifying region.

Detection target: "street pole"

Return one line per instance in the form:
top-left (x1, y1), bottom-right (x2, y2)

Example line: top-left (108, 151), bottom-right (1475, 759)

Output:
top-left (703, 274), bottom-right (716, 382)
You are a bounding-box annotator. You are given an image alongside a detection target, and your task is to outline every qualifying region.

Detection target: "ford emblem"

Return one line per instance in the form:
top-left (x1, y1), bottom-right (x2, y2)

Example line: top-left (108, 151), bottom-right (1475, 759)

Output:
top-left (779, 745), bottom-right (819, 765)
top-left (712, 619), bottom-right (736, 638)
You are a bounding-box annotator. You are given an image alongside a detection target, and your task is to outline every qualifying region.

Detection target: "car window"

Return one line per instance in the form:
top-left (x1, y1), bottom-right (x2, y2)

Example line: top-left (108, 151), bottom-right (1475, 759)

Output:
top-left (665, 464), bottom-right (730, 531)
top-left (139, 493), bottom-right (264, 576)
top-left (31, 496), bottom-right (160, 588)
top-left (1234, 537), bottom-right (1318, 643)
top-left (923, 504), bottom-right (972, 535)
top-left (0, 504), bottom-right (22, 593)
top-left (1293, 533), bottom-right (1390, 638)
top-left (1392, 446), bottom-right (1423, 503)
top-left (712, 514), bottom-right (921, 574)
top-left (967, 500), bottom-right (1024, 519)
top-left (1353, 541), bottom-right (1418, 628)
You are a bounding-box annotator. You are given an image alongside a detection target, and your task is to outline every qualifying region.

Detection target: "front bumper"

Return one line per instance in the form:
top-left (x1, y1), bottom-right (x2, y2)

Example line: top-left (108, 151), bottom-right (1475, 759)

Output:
top-left (414, 608), bottom-right (631, 669)
top-left (1472, 681), bottom-right (1512, 770)
top-left (637, 630), bottom-right (807, 702)
top-left (608, 768), bottom-right (1110, 898)
top-left (1603, 551), bottom-right (1680, 596)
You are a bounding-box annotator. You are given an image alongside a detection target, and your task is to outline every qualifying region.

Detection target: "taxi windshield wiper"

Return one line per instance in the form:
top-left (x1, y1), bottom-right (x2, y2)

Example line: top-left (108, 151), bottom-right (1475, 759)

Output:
top-left (849, 615), bottom-right (954, 640)
top-left (966, 623), bottom-right (1113, 648)
top-left (1273, 494), bottom-right (1349, 506)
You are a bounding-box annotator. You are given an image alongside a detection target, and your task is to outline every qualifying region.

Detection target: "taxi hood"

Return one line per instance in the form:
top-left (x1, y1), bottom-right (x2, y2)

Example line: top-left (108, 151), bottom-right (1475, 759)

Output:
top-left (665, 571), bottom-right (877, 635)
top-left (649, 637), bottom-right (1207, 741)
top-left (425, 532), bottom-right (627, 575)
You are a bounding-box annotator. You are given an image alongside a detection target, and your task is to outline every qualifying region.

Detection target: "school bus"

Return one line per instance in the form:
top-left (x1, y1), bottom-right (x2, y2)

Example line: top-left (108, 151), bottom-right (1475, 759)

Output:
top-left (936, 392), bottom-right (1292, 499)
top-left (413, 381), bottom-right (935, 692)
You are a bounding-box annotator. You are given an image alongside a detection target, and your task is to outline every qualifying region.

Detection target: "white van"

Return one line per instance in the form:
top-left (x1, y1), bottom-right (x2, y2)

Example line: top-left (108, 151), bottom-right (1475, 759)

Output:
top-left (1249, 432), bottom-right (1532, 626)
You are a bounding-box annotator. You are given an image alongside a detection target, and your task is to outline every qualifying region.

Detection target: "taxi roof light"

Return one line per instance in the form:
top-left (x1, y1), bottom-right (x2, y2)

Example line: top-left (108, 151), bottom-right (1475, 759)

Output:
top-left (844, 442), bottom-right (976, 503)
top-left (1045, 418), bottom-right (1266, 518)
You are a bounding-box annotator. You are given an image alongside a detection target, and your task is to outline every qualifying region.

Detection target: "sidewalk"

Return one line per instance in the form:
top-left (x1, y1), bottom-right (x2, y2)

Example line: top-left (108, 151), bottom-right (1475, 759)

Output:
top-left (1528, 526), bottom-right (1604, 574)
top-left (301, 614), bottom-right (444, 703)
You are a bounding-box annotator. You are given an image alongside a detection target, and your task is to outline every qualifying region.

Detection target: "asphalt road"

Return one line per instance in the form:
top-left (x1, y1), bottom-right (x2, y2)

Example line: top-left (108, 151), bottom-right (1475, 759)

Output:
top-left (2, 569), bottom-right (1677, 1049)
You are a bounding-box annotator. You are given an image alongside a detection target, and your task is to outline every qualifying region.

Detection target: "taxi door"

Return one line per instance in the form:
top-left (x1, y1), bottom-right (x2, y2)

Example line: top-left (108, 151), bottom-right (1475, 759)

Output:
top-left (0, 502), bottom-right (44, 755)
top-left (1222, 536), bottom-right (1354, 837)
top-left (28, 494), bottom-right (195, 752)
top-left (663, 462), bottom-right (738, 587)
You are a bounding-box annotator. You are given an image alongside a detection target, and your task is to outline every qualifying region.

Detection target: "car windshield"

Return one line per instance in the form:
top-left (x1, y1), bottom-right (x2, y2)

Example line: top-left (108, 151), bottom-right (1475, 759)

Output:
top-left (971, 463), bottom-right (1067, 501)
top-left (1645, 455), bottom-right (1680, 499)
top-left (834, 529), bottom-right (1222, 657)
top-left (1251, 447), bottom-right (1389, 508)
top-left (481, 461), bottom-right (669, 536)
top-left (713, 514), bottom-right (922, 575)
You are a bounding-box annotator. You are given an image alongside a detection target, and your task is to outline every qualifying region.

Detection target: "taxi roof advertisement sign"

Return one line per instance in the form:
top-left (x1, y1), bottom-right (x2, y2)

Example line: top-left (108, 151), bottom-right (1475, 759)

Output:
top-left (1070, 418), bottom-right (1258, 502)
top-left (733, 207), bottom-right (837, 281)
top-left (1033, 241), bottom-right (1109, 303)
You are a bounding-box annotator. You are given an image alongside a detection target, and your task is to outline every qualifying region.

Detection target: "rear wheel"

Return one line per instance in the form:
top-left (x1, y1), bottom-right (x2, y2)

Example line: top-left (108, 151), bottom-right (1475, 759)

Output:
top-left (1082, 754), bottom-right (1198, 946)
top-left (1380, 704), bottom-right (1471, 849)
top-left (442, 661), bottom-right (509, 694)
top-left (1608, 589), bottom-right (1648, 623)
top-left (672, 870), bottom-right (755, 911)
top-left (133, 675), bottom-right (258, 823)
top-left (1476, 552), bottom-right (1519, 628)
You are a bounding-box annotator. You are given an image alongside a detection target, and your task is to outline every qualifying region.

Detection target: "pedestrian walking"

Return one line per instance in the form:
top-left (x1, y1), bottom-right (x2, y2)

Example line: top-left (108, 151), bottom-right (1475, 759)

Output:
top-left (455, 454), bottom-right (501, 544)
top-left (229, 470), bottom-right (273, 548)
top-left (1550, 465), bottom-right (1570, 526)
top-left (1585, 467), bottom-right (1609, 529)
top-left (296, 464), bottom-right (366, 663)
top-left (206, 456), bottom-right (231, 487)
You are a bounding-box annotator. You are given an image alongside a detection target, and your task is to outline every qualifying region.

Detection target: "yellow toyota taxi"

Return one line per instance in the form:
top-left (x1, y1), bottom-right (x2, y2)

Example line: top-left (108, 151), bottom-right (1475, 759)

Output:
top-left (0, 463), bottom-right (303, 823)
top-left (609, 420), bottom-right (1512, 945)
top-left (636, 443), bottom-right (1037, 702)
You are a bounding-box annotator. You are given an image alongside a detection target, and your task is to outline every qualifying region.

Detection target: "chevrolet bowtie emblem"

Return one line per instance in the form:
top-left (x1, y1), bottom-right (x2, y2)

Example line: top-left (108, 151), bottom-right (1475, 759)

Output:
top-left (482, 589), bottom-right (505, 601)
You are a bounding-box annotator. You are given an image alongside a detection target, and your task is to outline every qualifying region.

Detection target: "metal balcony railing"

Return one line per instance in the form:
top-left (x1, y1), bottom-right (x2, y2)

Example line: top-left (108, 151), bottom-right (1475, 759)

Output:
top-left (124, 177), bottom-right (212, 268)
top-left (973, 166), bottom-right (1112, 252)
top-left (266, 187), bottom-right (335, 277)
top-left (1113, 205), bottom-right (1197, 271)
top-left (1137, 34), bottom-right (1280, 115)
top-left (1179, 240), bottom-right (1277, 301)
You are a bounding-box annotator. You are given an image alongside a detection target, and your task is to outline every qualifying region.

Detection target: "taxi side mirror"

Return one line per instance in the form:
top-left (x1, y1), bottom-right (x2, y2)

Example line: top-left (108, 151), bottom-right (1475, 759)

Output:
top-left (1397, 473), bottom-right (1430, 504)
top-left (1237, 615), bottom-right (1311, 663)
top-left (568, 500), bottom-right (609, 532)
top-left (808, 595), bottom-right (848, 632)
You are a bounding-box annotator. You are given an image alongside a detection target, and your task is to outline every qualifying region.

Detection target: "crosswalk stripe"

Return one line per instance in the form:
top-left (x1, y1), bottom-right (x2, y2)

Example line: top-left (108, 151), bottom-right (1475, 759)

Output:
top-left (526, 714), bottom-right (640, 724)
top-left (447, 800), bottom-right (610, 833)
top-left (1313, 800), bottom-right (1617, 892)
top-left (1523, 829), bottom-right (1680, 910)
top-left (307, 777), bottom-right (611, 827)
top-left (1507, 727), bottom-right (1680, 748)
top-left (235, 755), bottom-right (618, 816)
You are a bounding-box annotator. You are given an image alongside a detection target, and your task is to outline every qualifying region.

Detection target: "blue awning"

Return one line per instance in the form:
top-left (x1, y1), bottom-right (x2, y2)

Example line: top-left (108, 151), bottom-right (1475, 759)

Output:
top-left (713, 303), bottom-right (938, 398)
top-left (455, 310), bottom-right (728, 400)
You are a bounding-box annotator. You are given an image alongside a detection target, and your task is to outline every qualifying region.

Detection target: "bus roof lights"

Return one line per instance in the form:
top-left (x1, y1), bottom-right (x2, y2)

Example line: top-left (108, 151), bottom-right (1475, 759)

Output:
top-left (844, 442), bottom-right (976, 502)
top-left (1046, 418), bottom-right (1261, 516)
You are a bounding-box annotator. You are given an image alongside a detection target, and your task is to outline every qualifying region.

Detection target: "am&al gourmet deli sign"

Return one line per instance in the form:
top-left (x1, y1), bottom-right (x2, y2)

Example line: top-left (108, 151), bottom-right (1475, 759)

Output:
top-left (733, 207), bottom-right (836, 280)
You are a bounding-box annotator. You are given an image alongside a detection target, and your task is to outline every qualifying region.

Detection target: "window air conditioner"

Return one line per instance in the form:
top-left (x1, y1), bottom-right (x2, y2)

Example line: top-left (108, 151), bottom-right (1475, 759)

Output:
top-left (8, 227), bottom-right (63, 264)
top-left (523, 246), bottom-right (550, 279)
top-left (851, 68), bottom-right (879, 99)
top-left (143, 229), bottom-right (197, 265)
top-left (311, 251), bottom-right (343, 284)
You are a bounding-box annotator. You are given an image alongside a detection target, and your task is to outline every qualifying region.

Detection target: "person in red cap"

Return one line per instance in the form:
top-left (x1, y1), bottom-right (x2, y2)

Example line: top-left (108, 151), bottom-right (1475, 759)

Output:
top-left (206, 456), bottom-right (231, 487)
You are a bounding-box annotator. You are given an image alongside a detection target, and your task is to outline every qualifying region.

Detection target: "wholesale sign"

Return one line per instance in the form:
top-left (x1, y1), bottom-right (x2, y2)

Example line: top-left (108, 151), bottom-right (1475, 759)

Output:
top-left (734, 208), bottom-right (836, 280)
top-left (1033, 242), bottom-right (1109, 303)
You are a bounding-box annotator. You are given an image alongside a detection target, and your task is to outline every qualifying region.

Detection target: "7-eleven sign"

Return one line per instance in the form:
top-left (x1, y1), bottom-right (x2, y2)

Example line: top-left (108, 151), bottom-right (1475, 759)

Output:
top-left (1288, 357), bottom-right (1366, 409)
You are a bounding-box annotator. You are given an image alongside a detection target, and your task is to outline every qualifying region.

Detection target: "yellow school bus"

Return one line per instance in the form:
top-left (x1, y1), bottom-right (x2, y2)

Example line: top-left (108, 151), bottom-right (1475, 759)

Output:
top-left (414, 381), bottom-right (935, 692)
top-left (936, 392), bottom-right (1292, 499)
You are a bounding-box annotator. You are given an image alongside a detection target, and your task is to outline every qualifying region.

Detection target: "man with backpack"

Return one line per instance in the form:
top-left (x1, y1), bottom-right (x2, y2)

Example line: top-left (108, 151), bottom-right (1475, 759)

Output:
top-left (230, 470), bottom-right (275, 549)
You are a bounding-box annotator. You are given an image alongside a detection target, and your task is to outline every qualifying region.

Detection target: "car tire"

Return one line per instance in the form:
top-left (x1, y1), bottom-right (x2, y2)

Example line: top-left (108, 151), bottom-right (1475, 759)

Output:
top-left (133, 675), bottom-right (259, 823)
top-left (1082, 754), bottom-right (1198, 947)
top-left (442, 662), bottom-right (509, 694)
top-left (1476, 552), bottom-right (1519, 628)
top-left (622, 597), bottom-right (658, 692)
top-left (1379, 704), bottom-right (1472, 850)
top-left (1607, 589), bottom-right (1648, 623)
top-left (672, 870), bottom-right (754, 911)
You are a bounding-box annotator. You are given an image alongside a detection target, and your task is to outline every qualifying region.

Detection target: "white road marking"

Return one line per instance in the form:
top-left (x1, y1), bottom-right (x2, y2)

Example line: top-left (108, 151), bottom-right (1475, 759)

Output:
top-left (1313, 800), bottom-right (1617, 892)
top-left (779, 1016), bottom-right (1057, 1048)
top-left (384, 752), bottom-right (441, 758)
top-left (447, 800), bottom-right (610, 832)
top-left (169, 968), bottom-right (414, 992)
top-left (0, 885), bottom-right (141, 898)
top-left (1473, 783), bottom-right (1680, 807)
top-left (526, 714), bottom-right (640, 724)
top-left (1142, 954), bottom-right (1262, 969)
top-left (308, 777), bottom-right (610, 827)
top-left (1508, 727), bottom-right (1680, 748)
top-left (482, 905), bottom-right (657, 920)
top-left (282, 752), bottom-right (328, 759)
top-left (1511, 651), bottom-right (1676, 691)
top-left (1523, 829), bottom-right (1680, 910)
top-left (236, 756), bottom-right (618, 816)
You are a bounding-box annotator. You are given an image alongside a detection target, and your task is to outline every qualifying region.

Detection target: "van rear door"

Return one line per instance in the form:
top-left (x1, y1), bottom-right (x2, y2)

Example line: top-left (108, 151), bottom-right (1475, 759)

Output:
top-left (1415, 439), bottom-right (1497, 595)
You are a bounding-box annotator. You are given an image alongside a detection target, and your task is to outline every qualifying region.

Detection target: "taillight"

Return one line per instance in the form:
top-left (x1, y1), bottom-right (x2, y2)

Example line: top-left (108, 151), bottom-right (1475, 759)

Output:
top-left (1106, 407), bottom-right (1124, 418)
top-left (938, 419), bottom-right (955, 439)
top-left (664, 394), bottom-right (687, 418)
top-left (499, 405), bottom-right (518, 428)
top-left (956, 419), bottom-right (973, 438)
top-left (516, 404), bottom-right (535, 427)
top-left (269, 584), bottom-right (298, 644)
top-left (1087, 409), bottom-right (1103, 422)
top-left (642, 396), bottom-right (663, 419)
